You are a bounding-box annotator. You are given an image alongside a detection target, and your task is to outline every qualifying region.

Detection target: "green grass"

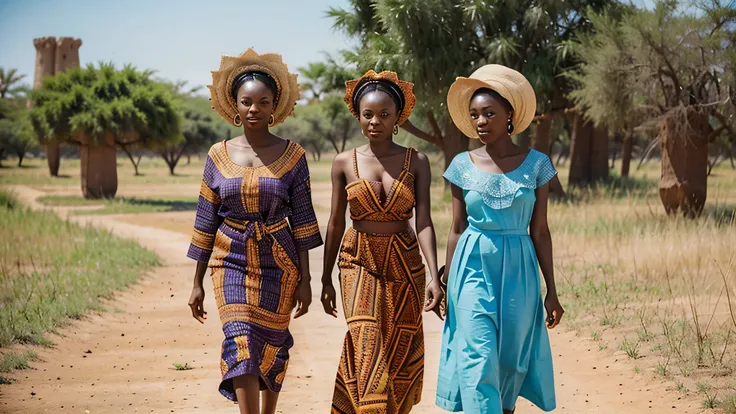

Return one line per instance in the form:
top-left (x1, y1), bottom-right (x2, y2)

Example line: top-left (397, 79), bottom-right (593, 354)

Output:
top-left (36, 195), bottom-right (199, 215)
top-left (0, 351), bottom-right (39, 373)
top-left (172, 362), bottom-right (194, 371)
top-left (37, 195), bottom-right (106, 206)
top-left (0, 191), bottom-right (160, 349)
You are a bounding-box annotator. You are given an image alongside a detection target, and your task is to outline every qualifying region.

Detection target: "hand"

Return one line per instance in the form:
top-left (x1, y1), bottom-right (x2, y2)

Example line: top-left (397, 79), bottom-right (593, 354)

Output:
top-left (321, 283), bottom-right (338, 318)
top-left (544, 293), bottom-right (564, 329)
top-left (424, 281), bottom-right (444, 320)
top-left (188, 285), bottom-right (207, 324)
top-left (293, 279), bottom-right (312, 319)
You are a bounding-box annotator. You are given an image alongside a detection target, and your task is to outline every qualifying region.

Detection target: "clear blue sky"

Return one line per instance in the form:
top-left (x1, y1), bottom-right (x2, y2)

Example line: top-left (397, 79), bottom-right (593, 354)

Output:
top-left (0, 0), bottom-right (353, 90)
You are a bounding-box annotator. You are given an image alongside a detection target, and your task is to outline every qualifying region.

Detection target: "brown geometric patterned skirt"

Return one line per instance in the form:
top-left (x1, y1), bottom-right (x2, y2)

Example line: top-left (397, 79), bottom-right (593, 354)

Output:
top-left (331, 228), bottom-right (426, 414)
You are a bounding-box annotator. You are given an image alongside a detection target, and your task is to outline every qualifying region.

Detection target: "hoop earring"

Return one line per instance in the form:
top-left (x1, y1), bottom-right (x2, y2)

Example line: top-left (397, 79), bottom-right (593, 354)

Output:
top-left (393, 125), bottom-right (399, 135)
top-left (233, 113), bottom-right (242, 127)
top-left (268, 114), bottom-right (275, 127)
top-left (507, 113), bottom-right (514, 135)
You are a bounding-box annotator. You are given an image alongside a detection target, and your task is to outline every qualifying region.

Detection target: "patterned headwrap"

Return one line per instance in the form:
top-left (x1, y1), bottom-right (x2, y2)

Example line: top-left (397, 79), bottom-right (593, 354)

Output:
top-left (344, 70), bottom-right (416, 126)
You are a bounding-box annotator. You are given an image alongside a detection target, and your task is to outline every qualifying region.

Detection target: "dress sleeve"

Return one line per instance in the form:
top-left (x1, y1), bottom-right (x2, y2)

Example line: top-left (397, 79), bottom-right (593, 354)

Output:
top-left (288, 152), bottom-right (323, 251)
top-left (442, 152), bottom-right (466, 189)
top-left (536, 152), bottom-right (558, 187)
top-left (187, 152), bottom-right (223, 263)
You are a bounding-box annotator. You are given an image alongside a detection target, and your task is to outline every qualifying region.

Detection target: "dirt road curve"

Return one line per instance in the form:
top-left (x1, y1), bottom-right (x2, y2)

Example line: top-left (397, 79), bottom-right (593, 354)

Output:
top-left (0, 185), bottom-right (702, 413)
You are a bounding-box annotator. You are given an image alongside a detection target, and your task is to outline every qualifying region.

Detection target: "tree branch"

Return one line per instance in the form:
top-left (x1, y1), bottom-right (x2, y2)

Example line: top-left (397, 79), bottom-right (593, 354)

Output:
top-left (708, 125), bottom-right (726, 143)
top-left (712, 111), bottom-right (735, 137)
top-left (427, 111), bottom-right (444, 142)
top-left (400, 119), bottom-right (444, 150)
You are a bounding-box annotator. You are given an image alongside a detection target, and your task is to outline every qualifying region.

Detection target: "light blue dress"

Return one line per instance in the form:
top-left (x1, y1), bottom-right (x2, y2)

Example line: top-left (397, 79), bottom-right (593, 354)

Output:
top-left (436, 149), bottom-right (557, 413)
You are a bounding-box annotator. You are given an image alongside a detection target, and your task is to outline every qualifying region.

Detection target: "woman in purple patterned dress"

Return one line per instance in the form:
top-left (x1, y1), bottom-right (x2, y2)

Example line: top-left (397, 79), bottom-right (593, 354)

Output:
top-left (186, 49), bottom-right (323, 414)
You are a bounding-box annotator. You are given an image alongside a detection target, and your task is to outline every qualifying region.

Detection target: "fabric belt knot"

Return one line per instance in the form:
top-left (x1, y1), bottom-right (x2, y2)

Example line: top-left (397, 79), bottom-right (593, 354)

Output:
top-left (224, 217), bottom-right (290, 242)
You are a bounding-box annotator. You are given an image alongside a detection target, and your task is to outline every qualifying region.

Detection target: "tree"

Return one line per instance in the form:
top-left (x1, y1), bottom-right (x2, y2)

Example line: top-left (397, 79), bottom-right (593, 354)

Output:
top-left (0, 98), bottom-right (37, 167)
top-left (30, 63), bottom-right (180, 198)
top-left (327, 0), bottom-right (619, 173)
top-left (157, 94), bottom-right (223, 175)
top-left (0, 68), bottom-right (28, 99)
top-left (569, 0), bottom-right (736, 216)
top-left (272, 105), bottom-right (329, 161)
top-left (298, 56), bottom-right (358, 103)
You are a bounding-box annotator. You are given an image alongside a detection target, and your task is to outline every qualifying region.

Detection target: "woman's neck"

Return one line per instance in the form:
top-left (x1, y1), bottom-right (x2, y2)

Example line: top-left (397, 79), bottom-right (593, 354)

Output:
top-left (367, 139), bottom-right (397, 158)
top-left (484, 136), bottom-right (519, 158)
top-left (240, 127), bottom-right (272, 147)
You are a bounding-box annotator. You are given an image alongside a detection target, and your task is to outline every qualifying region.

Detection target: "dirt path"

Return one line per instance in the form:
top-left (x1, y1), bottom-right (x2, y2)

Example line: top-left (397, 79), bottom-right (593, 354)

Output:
top-left (0, 185), bottom-right (702, 413)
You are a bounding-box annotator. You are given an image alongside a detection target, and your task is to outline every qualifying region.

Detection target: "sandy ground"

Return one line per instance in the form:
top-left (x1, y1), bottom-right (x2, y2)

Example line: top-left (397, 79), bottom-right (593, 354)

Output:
top-left (0, 185), bottom-right (704, 414)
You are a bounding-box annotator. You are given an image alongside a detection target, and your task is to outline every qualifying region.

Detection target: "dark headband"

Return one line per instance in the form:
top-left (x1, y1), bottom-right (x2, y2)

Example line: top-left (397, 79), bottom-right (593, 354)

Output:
top-left (231, 71), bottom-right (279, 103)
top-left (352, 79), bottom-right (405, 114)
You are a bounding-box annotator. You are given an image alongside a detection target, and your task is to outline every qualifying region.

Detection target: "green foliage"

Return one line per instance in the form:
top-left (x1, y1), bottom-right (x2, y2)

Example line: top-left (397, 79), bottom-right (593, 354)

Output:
top-left (0, 96), bottom-right (38, 166)
top-left (274, 96), bottom-right (362, 157)
top-left (30, 63), bottom-right (180, 146)
top-left (0, 67), bottom-right (28, 99)
top-left (298, 57), bottom-right (359, 102)
top-left (152, 81), bottom-right (232, 175)
top-left (330, 0), bottom-right (619, 116)
top-left (569, 1), bottom-right (736, 134)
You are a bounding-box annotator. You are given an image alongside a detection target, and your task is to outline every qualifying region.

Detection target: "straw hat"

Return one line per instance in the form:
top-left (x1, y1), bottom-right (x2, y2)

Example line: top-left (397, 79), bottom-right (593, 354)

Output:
top-left (447, 64), bottom-right (536, 139)
top-left (344, 70), bottom-right (416, 126)
top-left (208, 48), bottom-right (299, 127)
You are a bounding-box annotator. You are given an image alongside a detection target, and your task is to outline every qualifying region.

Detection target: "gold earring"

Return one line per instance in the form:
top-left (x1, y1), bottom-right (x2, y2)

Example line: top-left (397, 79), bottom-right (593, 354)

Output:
top-left (268, 114), bottom-right (275, 127)
top-left (233, 114), bottom-right (242, 127)
top-left (393, 124), bottom-right (399, 135)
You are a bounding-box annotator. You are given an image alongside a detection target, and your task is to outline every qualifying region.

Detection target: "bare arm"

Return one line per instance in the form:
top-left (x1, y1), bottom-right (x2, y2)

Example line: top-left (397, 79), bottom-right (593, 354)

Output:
top-left (530, 183), bottom-right (555, 294)
top-left (444, 184), bottom-right (468, 284)
top-left (414, 153), bottom-right (439, 285)
top-left (530, 183), bottom-right (564, 328)
top-left (319, 154), bottom-right (349, 316)
top-left (414, 153), bottom-right (443, 317)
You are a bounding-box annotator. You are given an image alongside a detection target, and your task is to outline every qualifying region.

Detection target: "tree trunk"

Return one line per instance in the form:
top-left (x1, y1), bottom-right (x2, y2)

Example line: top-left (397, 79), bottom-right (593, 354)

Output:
top-left (80, 134), bottom-right (118, 199)
top-left (46, 140), bottom-right (61, 176)
top-left (568, 113), bottom-right (609, 187)
top-left (621, 132), bottom-right (633, 177)
top-left (590, 124), bottom-right (609, 182)
top-left (568, 113), bottom-right (594, 187)
top-left (119, 144), bottom-right (141, 176)
top-left (515, 129), bottom-right (532, 150)
top-left (659, 108), bottom-right (710, 218)
top-left (17, 152), bottom-right (24, 167)
top-left (186, 154), bottom-right (191, 164)
top-left (533, 118), bottom-right (552, 155)
top-left (442, 121), bottom-right (469, 170)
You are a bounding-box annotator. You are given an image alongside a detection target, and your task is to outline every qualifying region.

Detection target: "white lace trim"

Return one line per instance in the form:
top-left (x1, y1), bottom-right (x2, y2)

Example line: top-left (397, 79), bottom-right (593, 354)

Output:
top-left (443, 150), bottom-right (557, 210)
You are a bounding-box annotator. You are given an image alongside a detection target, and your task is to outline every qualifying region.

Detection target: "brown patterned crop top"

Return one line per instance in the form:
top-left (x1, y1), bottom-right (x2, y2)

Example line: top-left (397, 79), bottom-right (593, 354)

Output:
top-left (345, 147), bottom-right (416, 222)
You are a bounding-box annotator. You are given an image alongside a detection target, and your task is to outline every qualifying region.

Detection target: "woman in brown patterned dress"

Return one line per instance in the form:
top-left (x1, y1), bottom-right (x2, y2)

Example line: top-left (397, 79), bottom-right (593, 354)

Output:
top-left (320, 70), bottom-right (444, 413)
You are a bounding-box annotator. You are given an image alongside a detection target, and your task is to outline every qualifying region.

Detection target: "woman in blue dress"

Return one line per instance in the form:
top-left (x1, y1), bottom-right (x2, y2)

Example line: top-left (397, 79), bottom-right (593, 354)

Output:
top-left (436, 64), bottom-right (564, 413)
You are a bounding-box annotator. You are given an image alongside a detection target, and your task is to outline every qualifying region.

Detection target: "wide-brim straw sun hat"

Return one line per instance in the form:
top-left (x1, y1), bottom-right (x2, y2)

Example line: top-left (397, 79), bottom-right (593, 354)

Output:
top-left (208, 48), bottom-right (299, 127)
top-left (447, 64), bottom-right (536, 139)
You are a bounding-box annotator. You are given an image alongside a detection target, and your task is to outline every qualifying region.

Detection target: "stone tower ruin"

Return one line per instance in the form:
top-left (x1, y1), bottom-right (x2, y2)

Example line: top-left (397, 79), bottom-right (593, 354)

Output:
top-left (32, 36), bottom-right (82, 177)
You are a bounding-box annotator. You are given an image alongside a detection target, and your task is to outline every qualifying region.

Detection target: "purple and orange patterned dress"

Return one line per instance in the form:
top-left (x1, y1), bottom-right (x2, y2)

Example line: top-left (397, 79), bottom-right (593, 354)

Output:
top-left (187, 140), bottom-right (323, 400)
